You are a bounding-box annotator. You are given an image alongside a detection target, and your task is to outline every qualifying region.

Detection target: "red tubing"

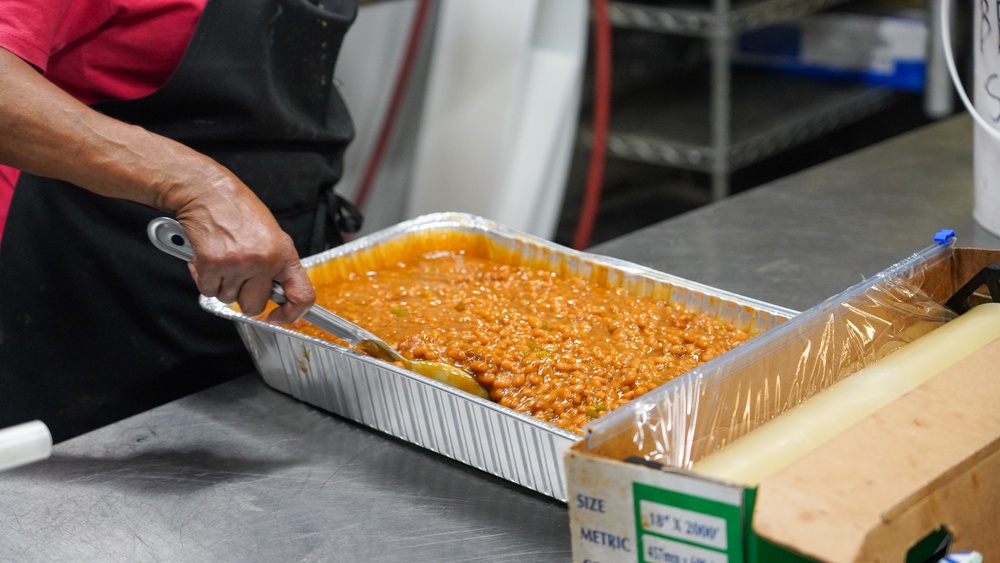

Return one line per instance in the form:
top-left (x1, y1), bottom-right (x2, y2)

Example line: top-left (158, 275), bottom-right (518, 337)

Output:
top-left (571, 0), bottom-right (612, 250)
top-left (354, 0), bottom-right (432, 211)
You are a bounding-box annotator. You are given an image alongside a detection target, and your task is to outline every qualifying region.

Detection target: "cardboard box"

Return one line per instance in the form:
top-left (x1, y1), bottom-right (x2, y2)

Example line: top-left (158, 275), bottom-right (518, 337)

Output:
top-left (733, 7), bottom-right (928, 92)
top-left (565, 240), bottom-right (1000, 562)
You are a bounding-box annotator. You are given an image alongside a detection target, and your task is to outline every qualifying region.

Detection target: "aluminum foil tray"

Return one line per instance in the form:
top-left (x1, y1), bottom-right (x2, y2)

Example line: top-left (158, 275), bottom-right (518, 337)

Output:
top-left (198, 213), bottom-right (796, 501)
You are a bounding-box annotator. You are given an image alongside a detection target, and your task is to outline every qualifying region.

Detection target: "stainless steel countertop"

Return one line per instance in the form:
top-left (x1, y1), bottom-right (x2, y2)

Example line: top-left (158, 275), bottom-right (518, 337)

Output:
top-left (593, 113), bottom-right (1000, 311)
top-left (1, 114), bottom-right (997, 562)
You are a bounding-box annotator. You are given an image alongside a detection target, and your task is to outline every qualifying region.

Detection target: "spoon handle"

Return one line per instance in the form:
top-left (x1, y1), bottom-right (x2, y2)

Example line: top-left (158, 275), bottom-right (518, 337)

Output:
top-left (300, 306), bottom-right (381, 347)
top-left (147, 216), bottom-right (383, 346)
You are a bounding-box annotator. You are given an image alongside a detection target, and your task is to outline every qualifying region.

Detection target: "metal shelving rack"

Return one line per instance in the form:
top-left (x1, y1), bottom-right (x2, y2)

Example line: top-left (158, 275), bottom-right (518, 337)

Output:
top-left (602, 0), bottom-right (900, 200)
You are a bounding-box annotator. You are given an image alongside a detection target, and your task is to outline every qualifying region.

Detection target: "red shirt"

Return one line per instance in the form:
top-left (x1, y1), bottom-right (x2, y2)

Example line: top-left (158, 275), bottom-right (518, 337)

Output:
top-left (0, 0), bottom-right (207, 241)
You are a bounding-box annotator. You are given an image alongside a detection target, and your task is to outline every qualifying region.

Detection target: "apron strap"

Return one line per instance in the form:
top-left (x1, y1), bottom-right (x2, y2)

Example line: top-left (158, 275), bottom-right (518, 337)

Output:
top-left (309, 189), bottom-right (363, 254)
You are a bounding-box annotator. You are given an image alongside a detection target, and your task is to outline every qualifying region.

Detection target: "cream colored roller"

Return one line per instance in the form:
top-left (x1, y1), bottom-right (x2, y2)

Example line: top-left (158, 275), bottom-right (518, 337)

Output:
top-left (691, 302), bottom-right (1000, 486)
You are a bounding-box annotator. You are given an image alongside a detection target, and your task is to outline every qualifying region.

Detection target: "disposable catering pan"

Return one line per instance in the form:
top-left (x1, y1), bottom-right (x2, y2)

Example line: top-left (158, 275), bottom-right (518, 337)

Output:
top-left (198, 213), bottom-right (796, 501)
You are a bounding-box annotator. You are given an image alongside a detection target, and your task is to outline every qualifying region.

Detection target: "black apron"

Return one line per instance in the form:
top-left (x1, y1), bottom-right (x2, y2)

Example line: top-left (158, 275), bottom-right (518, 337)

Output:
top-left (0, 0), bottom-right (361, 442)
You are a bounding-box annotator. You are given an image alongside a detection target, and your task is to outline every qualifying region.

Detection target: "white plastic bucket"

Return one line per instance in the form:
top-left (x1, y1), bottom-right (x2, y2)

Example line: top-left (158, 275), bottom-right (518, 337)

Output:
top-left (943, 0), bottom-right (1000, 236)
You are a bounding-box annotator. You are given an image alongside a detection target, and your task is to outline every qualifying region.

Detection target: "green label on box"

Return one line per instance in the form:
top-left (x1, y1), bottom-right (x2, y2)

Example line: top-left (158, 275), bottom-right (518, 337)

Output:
top-left (633, 482), bottom-right (743, 563)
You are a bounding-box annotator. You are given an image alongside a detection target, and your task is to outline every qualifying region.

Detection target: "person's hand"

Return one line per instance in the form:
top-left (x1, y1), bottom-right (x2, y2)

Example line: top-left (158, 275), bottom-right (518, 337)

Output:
top-left (169, 169), bottom-right (316, 324)
top-left (171, 178), bottom-right (316, 323)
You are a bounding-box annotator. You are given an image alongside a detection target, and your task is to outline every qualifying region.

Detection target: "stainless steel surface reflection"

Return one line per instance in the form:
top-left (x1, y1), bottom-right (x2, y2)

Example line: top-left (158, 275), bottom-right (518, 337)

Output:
top-left (0, 377), bottom-right (570, 562)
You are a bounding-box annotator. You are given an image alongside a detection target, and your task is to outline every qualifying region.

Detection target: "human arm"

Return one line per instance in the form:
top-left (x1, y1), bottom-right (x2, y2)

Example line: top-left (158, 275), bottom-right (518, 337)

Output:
top-left (0, 46), bottom-right (314, 323)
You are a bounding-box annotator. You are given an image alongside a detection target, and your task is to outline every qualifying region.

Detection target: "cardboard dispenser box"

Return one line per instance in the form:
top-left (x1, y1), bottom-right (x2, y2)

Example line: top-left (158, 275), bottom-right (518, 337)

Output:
top-left (565, 235), bottom-right (1000, 562)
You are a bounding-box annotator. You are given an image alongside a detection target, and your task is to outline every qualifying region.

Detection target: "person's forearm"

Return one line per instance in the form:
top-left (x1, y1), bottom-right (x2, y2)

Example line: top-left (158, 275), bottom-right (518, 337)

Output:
top-left (0, 46), bottom-right (237, 213)
top-left (0, 46), bottom-right (315, 322)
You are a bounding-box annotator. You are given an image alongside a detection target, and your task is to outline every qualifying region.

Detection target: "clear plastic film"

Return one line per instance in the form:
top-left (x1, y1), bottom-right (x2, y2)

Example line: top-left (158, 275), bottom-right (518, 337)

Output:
top-left (580, 237), bottom-right (977, 481)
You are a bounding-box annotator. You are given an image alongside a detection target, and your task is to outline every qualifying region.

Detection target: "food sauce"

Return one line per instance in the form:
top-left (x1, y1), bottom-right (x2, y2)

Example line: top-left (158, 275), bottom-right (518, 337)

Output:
top-left (289, 241), bottom-right (753, 435)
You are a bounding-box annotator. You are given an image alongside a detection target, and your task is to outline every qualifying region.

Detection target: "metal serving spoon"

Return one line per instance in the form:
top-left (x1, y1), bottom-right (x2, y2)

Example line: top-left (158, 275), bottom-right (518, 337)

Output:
top-left (147, 217), bottom-right (489, 399)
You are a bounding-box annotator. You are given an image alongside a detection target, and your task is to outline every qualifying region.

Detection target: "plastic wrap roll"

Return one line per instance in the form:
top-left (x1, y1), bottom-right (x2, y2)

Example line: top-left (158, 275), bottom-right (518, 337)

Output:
top-left (691, 303), bottom-right (1000, 486)
top-left (0, 420), bottom-right (52, 473)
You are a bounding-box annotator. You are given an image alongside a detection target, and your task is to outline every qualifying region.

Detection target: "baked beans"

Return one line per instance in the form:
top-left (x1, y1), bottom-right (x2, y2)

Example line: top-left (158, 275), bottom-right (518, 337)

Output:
top-left (289, 249), bottom-right (752, 435)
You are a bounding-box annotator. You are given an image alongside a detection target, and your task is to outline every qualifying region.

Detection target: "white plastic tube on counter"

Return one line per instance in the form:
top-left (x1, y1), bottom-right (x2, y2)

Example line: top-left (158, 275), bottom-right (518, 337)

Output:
top-left (691, 302), bottom-right (1000, 486)
top-left (0, 420), bottom-right (52, 473)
